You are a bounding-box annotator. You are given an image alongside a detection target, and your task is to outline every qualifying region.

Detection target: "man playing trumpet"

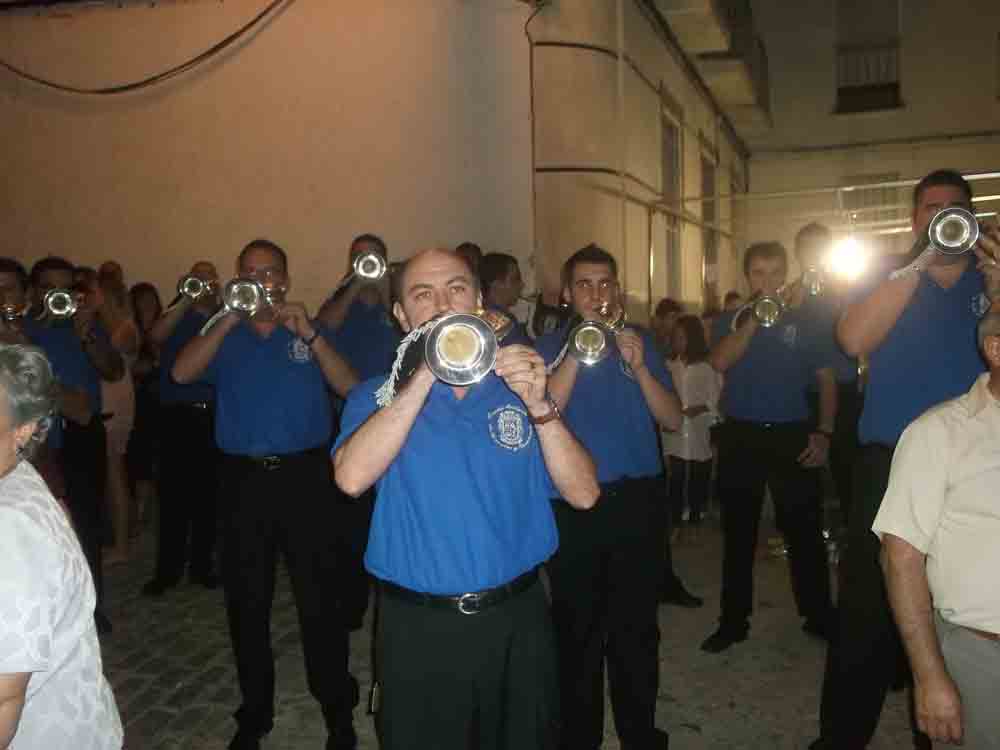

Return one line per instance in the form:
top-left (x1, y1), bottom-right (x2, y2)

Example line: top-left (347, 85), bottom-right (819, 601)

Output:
top-left (702, 241), bottom-right (837, 654)
top-left (536, 243), bottom-right (682, 750)
top-left (173, 239), bottom-right (360, 750)
top-left (333, 247), bottom-right (598, 750)
top-left (142, 261), bottom-right (223, 597)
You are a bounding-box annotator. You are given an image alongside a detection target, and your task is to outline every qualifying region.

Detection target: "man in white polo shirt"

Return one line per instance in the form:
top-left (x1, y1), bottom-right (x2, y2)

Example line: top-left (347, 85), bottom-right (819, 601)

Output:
top-left (873, 308), bottom-right (1000, 750)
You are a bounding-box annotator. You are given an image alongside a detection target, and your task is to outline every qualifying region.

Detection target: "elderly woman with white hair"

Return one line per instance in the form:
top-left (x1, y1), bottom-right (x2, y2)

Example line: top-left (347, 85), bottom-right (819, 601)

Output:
top-left (0, 344), bottom-right (122, 750)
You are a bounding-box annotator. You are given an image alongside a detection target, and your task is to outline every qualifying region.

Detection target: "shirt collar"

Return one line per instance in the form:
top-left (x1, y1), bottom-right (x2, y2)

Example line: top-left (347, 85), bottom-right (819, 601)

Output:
top-left (966, 373), bottom-right (998, 418)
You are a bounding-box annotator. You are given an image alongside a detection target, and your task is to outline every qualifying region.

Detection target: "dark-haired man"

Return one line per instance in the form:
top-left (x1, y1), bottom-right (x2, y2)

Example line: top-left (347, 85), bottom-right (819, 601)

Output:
top-left (480, 252), bottom-right (531, 346)
top-left (14, 256), bottom-right (124, 635)
top-left (142, 261), bottom-right (222, 597)
top-left (334, 247), bottom-right (598, 750)
top-left (703, 241), bottom-right (836, 654)
top-left (317, 233), bottom-right (401, 630)
top-left (812, 169), bottom-right (1000, 750)
top-left (173, 239), bottom-right (360, 750)
top-left (537, 243), bottom-right (682, 750)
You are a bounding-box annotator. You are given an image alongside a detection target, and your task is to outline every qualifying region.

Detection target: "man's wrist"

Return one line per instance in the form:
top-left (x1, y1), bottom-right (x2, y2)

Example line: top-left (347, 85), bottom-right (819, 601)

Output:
top-left (528, 393), bottom-right (561, 425)
top-left (303, 328), bottom-right (320, 348)
top-left (813, 428), bottom-right (833, 439)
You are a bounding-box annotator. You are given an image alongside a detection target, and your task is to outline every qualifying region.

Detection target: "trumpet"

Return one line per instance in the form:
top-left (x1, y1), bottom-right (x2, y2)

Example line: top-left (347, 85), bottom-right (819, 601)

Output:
top-left (924, 206), bottom-right (980, 256)
top-left (731, 287), bottom-right (789, 331)
top-left (199, 277), bottom-right (287, 335)
top-left (178, 275), bottom-right (218, 301)
top-left (39, 288), bottom-right (84, 320)
top-left (352, 251), bottom-right (388, 282)
top-left (165, 275), bottom-right (219, 312)
top-left (376, 309), bottom-right (514, 403)
top-left (889, 206), bottom-right (982, 281)
top-left (565, 301), bottom-right (627, 366)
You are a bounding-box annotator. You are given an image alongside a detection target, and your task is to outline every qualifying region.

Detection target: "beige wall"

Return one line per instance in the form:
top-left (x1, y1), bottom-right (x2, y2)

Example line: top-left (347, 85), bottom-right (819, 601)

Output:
top-left (529, 0), bottom-right (748, 318)
top-left (0, 1), bottom-right (535, 310)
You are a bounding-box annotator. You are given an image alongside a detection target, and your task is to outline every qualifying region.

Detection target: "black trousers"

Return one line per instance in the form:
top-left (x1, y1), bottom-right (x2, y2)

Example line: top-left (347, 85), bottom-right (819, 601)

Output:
top-left (716, 421), bottom-right (832, 627)
top-left (376, 579), bottom-right (558, 750)
top-left (808, 383), bottom-right (863, 525)
top-left (153, 403), bottom-right (219, 582)
top-left (817, 443), bottom-right (925, 748)
top-left (548, 477), bottom-right (662, 750)
top-left (62, 417), bottom-right (108, 605)
top-left (220, 448), bottom-right (356, 736)
top-left (666, 455), bottom-right (711, 525)
top-left (332, 485), bottom-right (374, 629)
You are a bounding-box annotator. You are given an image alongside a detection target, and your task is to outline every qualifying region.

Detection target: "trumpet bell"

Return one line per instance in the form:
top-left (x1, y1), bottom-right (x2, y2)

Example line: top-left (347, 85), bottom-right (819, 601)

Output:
top-left (424, 312), bottom-right (498, 386)
top-left (929, 207), bottom-right (980, 255)
top-left (353, 252), bottom-right (387, 281)
top-left (178, 275), bottom-right (215, 300)
top-left (570, 321), bottom-right (612, 365)
top-left (42, 289), bottom-right (79, 319)
top-left (753, 296), bottom-right (784, 327)
top-left (223, 279), bottom-right (267, 316)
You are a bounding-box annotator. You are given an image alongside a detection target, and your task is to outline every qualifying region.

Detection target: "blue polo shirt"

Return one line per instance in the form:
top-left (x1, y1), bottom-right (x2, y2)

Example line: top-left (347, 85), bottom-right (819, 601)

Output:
top-left (203, 323), bottom-right (332, 455)
top-left (24, 319), bottom-right (105, 416)
top-left (857, 260), bottom-right (986, 446)
top-left (799, 295), bottom-right (857, 386)
top-left (328, 300), bottom-right (400, 381)
top-left (535, 326), bottom-right (672, 484)
top-left (159, 309), bottom-right (215, 406)
top-left (712, 307), bottom-right (828, 423)
top-left (334, 373), bottom-right (558, 594)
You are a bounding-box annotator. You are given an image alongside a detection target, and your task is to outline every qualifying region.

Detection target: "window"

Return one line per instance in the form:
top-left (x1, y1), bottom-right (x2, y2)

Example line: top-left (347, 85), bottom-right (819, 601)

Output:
top-left (835, 0), bottom-right (902, 113)
top-left (661, 92), bottom-right (683, 299)
top-left (701, 155), bottom-right (719, 310)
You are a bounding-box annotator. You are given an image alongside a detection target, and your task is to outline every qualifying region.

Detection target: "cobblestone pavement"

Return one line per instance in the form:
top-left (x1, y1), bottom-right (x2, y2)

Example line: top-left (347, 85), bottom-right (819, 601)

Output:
top-left (102, 521), bottom-right (913, 750)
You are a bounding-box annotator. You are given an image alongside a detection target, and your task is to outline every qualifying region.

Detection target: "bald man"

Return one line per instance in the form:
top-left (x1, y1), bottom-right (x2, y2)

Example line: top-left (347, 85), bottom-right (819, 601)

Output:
top-left (142, 261), bottom-right (223, 596)
top-left (334, 247), bottom-right (599, 750)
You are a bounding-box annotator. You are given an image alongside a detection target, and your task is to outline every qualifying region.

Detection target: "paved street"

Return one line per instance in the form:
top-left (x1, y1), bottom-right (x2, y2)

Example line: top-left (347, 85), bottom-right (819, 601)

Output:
top-left (101, 518), bottom-right (914, 750)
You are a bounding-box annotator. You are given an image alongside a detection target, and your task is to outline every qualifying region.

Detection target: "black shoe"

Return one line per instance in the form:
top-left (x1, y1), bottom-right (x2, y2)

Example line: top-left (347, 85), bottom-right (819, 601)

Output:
top-left (141, 578), bottom-right (179, 597)
top-left (228, 729), bottom-right (264, 750)
top-left (622, 727), bottom-right (670, 750)
top-left (190, 571), bottom-right (220, 590)
top-left (700, 624), bottom-right (748, 653)
top-left (802, 616), bottom-right (832, 641)
top-left (94, 609), bottom-right (113, 636)
top-left (325, 713), bottom-right (357, 750)
top-left (659, 582), bottom-right (704, 608)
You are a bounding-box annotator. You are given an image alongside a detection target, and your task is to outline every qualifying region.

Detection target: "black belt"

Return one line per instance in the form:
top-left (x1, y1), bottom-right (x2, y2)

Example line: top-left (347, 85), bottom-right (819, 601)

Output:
top-left (226, 446), bottom-right (326, 472)
top-left (599, 474), bottom-right (659, 499)
top-left (380, 567), bottom-right (538, 615)
top-left (726, 418), bottom-right (807, 430)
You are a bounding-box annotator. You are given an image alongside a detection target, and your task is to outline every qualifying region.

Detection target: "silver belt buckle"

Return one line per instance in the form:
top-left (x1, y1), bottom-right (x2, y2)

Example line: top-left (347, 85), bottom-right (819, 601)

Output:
top-left (262, 456), bottom-right (281, 471)
top-left (457, 592), bottom-right (482, 615)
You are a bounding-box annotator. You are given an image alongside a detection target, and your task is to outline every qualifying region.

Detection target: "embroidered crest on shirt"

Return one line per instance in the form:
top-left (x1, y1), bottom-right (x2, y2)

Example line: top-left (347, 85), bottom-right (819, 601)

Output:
top-left (971, 292), bottom-right (991, 318)
top-left (488, 404), bottom-right (534, 452)
top-left (781, 323), bottom-right (798, 348)
top-left (288, 337), bottom-right (314, 363)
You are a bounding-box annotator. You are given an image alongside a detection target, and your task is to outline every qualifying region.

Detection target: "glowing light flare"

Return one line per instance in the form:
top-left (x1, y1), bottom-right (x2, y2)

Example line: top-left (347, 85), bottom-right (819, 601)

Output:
top-left (827, 236), bottom-right (869, 281)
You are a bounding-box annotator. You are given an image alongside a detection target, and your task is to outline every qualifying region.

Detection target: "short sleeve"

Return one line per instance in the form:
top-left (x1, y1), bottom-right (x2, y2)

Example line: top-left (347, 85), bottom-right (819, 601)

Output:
top-left (199, 326), bottom-right (231, 386)
top-left (0, 507), bottom-right (54, 673)
top-left (871, 413), bottom-right (950, 552)
top-left (641, 330), bottom-right (673, 392)
top-left (687, 362), bottom-right (720, 413)
top-left (332, 377), bottom-right (382, 454)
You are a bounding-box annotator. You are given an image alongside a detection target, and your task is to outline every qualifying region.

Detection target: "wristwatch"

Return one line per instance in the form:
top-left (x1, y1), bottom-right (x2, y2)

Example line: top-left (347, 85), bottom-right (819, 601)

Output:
top-left (529, 394), bottom-right (561, 426)
top-left (813, 428), bottom-right (833, 439)
top-left (303, 329), bottom-right (321, 348)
